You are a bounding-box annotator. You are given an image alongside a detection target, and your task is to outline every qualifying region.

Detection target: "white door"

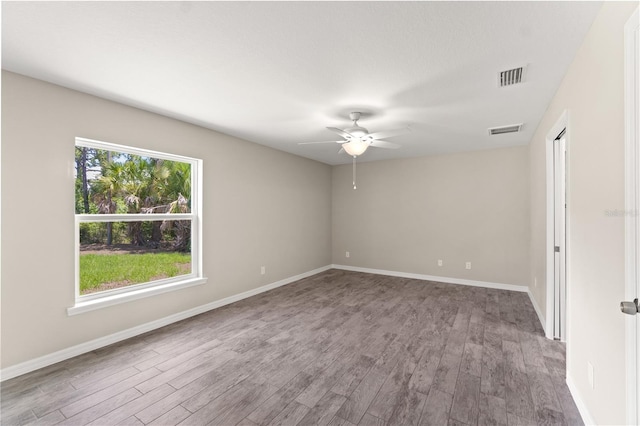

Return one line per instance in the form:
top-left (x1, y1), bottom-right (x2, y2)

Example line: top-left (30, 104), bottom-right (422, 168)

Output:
top-left (623, 7), bottom-right (639, 425)
top-left (553, 133), bottom-right (567, 341)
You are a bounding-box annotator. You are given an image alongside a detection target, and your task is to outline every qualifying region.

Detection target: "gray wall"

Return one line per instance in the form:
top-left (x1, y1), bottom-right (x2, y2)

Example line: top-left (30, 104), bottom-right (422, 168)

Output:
top-left (332, 146), bottom-right (530, 287)
top-left (1, 71), bottom-right (332, 368)
top-left (528, 2), bottom-right (637, 423)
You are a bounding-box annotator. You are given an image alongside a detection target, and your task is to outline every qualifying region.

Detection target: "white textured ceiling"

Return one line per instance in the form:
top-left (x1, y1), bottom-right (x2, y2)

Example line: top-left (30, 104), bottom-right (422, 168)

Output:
top-left (2, 1), bottom-right (602, 165)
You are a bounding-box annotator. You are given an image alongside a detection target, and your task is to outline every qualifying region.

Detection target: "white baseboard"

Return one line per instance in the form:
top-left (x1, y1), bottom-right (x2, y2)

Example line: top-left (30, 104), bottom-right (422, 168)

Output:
top-left (0, 265), bottom-right (332, 382)
top-left (527, 289), bottom-right (547, 333)
top-left (566, 374), bottom-right (596, 425)
top-left (331, 264), bottom-right (528, 292)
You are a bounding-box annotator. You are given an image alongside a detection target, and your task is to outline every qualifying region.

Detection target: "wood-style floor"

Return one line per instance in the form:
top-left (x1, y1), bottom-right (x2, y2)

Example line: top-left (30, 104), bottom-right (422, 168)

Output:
top-left (1, 270), bottom-right (582, 426)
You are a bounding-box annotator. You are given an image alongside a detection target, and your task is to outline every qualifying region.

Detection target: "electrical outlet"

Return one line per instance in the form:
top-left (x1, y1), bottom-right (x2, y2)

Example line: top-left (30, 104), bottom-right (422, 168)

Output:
top-left (588, 362), bottom-right (594, 389)
top-left (465, 262), bottom-right (471, 270)
top-left (260, 266), bottom-right (266, 275)
top-left (346, 251), bottom-right (350, 258)
top-left (437, 259), bottom-right (443, 267)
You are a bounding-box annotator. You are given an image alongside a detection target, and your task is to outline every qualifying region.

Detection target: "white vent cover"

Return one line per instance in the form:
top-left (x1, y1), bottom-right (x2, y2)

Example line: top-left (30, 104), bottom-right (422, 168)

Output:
top-left (488, 124), bottom-right (523, 135)
top-left (499, 66), bottom-right (526, 87)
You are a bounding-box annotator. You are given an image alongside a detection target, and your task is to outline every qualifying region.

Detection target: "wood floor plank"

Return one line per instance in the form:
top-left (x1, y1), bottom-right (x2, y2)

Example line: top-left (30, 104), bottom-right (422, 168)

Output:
top-left (444, 330), bottom-right (467, 356)
top-left (535, 336), bottom-right (566, 361)
top-left (136, 363), bottom-right (250, 424)
top-left (335, 369), bottom-right (387, 425)
top-left (478, 393), bottom-right (507, 426)
top-left (116, 415), bottom-right (145, 425)
top-left (178, 382), bottom-right (252, 425)
top-left (257, 346), bottom-right (323, 390)
top-left (136, 347), bottom-right (236, 393)
top-left (24, 410), bottom-right (65, 426)
top-left (165, 348), bottom-right (245, 390)
top-left (237, 418), bottom-right (261, 426)
top-left (88, 384), bottom-right (176, 425)
top-left (548, 370), bottom-right (584, 426)
top-left (534, 407), bottom-right (567, 426)
top-left (450, 372), bottom-right (480, 425)
top-left (145, 405), bottom-right (192, 426)
top-left (408, 347), bottom-right (441, 394)
top-left (460, 342), bottom-right (483, 377)
top-left (208, 382), bottom-right (279, 426)
top-left (1, 270), bottom-right (582, 426)
top-left (506, 413), bottom-right (537, 425)
top-left (2, 409), bottom-right (37, 426)
top-left (483, 331), bottom-right (503, 358)
top-left (518, 331), bottom-right (548, 372)
top-left (466, 323), bottom-right (485, 345)
top-left (470, 308), bottom-right (485, 325)
top-left (432, 352), bottom-right (462, 395)
top-left (358, 413), bottom-right (386, 426)
top-left (296, 354), bottom-right (356, 408)
top-left (526, 369), bottom-right (562, 413)
top-left (419, 388), bottom-right (453, 426)
top-left (503, 340), bottom-right (526, 373)
top-left (297, 391), bottom-right (347, 426)
top-left (386, 388), bottom-right (427, 426)
top-left (57, 388), bottom-right (143, 426)
top-left (331, 355), bottom-right (376, 397)
top-left (367, 353), bottom-right (416, 420)
top-left (58, 367), bottom-right (162, 418)
top-left (505, 370), bottom-right (536, 421)
top-left (481, 349), bottom-right (506, 399)
top-left (153, 338), bottom-right (223, 371)
top-left (266, 400), bottom-right (310, 426)
top-left (544, 356), bottom-right (566, 377)
top-left (180, 370), bottom-right (253, 414)
top-left (327, 417), bottom-right (357, 426)
top-left (247, 373), bottom-right (314, 426)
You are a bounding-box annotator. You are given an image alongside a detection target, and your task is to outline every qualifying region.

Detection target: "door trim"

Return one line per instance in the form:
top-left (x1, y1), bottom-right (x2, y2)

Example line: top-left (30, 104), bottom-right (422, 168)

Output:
top-left (624, 7), bottom-right (639, 426)
top-left (546, 110), bottom-right (570, 341)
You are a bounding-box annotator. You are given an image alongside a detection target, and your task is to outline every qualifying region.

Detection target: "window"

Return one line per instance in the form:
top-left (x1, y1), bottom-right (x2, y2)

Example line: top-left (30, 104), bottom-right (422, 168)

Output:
top-left (69, 138), bottom-right (205, 315)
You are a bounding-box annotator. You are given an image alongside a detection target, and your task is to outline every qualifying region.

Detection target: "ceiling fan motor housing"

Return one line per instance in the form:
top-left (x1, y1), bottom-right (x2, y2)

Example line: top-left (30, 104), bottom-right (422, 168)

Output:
top-left (346, 112), bottom-right (370, 139)
top-left (345, 125), bottom-right (369, 138)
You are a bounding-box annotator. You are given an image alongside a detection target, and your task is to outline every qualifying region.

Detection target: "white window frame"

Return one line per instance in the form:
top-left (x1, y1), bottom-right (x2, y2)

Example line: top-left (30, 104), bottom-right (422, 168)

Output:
top-left (68, 137), bottom-right (206, 315)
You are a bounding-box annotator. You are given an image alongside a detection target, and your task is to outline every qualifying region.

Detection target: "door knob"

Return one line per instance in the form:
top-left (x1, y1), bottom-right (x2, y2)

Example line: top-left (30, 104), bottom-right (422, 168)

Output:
top-left (620, 298), bottom-right (639, 315)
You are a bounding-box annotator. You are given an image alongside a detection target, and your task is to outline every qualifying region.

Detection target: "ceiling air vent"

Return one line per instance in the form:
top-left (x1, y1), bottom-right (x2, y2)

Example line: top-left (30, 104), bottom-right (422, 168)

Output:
top-left (488, 124), bottom-right (523, 136)
top-left (499, 66), bottom-right (526, 87)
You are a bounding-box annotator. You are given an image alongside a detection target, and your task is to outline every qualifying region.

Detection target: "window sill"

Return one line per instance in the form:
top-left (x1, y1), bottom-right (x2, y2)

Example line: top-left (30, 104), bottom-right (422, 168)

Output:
top-left (67, 277), bottom-right (208, 316)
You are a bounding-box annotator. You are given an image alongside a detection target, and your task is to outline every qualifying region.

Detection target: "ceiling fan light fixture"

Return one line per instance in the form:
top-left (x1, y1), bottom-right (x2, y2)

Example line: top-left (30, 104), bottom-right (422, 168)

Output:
top-left (343, 139), bottom-right (369, 156)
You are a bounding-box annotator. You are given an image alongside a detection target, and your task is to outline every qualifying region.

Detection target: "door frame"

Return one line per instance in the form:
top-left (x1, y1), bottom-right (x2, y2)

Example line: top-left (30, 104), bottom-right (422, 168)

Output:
top-left (624, 7), bottom-right (639, 425)
top-left (553, 134), bottom-right (567, 341)
top-left (546, 110), bottom-right (570, 343)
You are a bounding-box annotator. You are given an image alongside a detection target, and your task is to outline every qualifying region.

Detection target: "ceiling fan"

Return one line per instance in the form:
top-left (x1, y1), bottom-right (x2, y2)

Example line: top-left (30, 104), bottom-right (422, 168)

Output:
top-left (298, 112), bottom-right (410, 157)
top-left (299, 112), bottom-right (410, 189)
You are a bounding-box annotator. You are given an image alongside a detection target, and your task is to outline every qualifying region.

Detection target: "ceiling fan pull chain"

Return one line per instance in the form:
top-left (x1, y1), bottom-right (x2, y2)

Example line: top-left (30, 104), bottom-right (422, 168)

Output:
top-left (353, 156), bottom-right (357, 190)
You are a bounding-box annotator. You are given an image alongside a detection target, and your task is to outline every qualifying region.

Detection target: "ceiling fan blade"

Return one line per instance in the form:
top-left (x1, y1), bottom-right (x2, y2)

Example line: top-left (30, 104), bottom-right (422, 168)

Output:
top-left (370, 140), bottom-right (401, 149)
top-left (368, 127), bottom-right (411, 140)
top-left (338, 147), bottom-right (345, 154)
top-left (327, 127), bottom-right (352, 139)
top-left (298, 140), bottom-right (343, 145)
